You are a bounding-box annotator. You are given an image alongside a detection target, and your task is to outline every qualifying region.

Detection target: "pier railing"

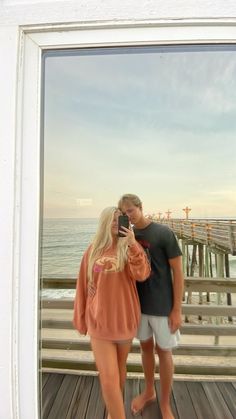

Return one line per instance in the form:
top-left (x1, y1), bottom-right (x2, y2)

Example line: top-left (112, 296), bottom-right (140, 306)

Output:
top-left (154, 219), bottom-right (236, 255)
top-left (41, 276), bottom-right (236, 376)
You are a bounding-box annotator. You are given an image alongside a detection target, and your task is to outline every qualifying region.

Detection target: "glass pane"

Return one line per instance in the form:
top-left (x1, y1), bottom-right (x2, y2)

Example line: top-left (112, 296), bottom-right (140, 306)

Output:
top-left (41, 44), bottom-right (236, 274)
top-left (40, 44), bottom-right (236, 417)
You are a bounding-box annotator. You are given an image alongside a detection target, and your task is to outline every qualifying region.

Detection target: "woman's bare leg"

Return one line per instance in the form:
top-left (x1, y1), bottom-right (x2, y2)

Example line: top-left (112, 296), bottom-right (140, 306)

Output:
top-left (116, 341), bottom-right (132, 392)
top-left (90, 337), bottom-right (126, 419)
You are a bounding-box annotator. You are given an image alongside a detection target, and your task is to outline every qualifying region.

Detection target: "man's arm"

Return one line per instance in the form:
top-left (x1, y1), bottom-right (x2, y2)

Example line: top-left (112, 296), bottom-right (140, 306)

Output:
top-left (168, 255), bottom-right (184, 333)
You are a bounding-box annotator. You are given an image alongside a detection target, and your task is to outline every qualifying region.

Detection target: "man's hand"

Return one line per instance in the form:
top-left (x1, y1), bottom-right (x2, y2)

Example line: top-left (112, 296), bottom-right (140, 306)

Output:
top-left (168, 307), bottom-right (182, 333)
top-left (168, 255), bottom-right (184, 333)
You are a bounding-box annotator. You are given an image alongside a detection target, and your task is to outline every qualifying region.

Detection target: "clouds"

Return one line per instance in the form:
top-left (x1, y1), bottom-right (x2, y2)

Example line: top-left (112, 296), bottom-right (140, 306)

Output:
top-left (43, 46), bottom-right (236, 218)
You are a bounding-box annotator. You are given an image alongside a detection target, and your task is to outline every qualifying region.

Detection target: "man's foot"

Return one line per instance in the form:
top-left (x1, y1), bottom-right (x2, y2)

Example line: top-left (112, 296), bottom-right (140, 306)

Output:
top-left (160, 403), bottom-right (175, 419)
top-left (131, 391), bottom-right (156, 416)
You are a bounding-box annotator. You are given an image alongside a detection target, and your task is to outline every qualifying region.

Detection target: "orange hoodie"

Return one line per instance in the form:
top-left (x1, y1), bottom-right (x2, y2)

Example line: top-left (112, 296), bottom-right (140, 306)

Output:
top-left (73, 242), bottom-right (150, 341)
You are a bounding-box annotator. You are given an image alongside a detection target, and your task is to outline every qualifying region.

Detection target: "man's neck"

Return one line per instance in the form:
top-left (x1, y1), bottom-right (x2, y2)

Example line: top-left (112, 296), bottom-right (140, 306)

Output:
top-left (134, 217), bottom-right (151, 229)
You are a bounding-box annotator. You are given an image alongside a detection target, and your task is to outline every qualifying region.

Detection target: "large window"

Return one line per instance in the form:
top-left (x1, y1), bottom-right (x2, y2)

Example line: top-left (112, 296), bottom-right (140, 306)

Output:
top-left (15, 23), bottom-right (236, 418)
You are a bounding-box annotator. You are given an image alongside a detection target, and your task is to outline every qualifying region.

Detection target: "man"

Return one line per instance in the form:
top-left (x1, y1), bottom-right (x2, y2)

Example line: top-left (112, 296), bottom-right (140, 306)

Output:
top-left (118, 194), bottom-right (184, 419)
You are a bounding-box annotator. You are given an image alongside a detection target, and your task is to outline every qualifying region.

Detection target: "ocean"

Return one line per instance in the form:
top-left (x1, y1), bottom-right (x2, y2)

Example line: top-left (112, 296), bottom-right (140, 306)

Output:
top-left (41, 218), bottom-right (236, 278)
top-left (41, 218), bottom-right (98, 277)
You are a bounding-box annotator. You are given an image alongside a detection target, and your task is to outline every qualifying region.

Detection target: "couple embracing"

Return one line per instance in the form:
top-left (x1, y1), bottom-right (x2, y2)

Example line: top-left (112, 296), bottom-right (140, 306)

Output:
top-left (73, 193), bottom-right (184, 419)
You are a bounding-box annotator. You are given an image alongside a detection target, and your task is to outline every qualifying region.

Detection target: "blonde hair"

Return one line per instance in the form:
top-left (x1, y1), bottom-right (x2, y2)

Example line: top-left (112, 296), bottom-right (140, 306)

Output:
top-left (87, 206), bottom-right (128, 284)
top-left (118, 193), bottom-right (142, 210)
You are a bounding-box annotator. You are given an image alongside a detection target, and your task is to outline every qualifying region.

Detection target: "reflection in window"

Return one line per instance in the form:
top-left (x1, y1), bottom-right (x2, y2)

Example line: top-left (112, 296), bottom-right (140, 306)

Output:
top-left (42, 45), bottom-right (236, 278)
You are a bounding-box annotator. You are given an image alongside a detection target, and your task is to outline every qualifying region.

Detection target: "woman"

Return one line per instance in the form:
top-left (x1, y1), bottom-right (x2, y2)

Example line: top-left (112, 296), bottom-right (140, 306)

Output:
top-left (73, 206), bottom-right (150, 419)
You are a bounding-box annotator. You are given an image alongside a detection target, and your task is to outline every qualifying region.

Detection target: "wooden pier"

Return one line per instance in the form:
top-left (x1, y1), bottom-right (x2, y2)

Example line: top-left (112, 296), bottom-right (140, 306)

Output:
top-left (42, 373), bottom-right (236, 419)
top-left (41, 276), bottom-right (236, 376)
top-left (41, 218), bottom-right (236, 417)
top-left (155, 219), bottom-right (236, 255)
top-left (41, 274), bottom-right (236, 418)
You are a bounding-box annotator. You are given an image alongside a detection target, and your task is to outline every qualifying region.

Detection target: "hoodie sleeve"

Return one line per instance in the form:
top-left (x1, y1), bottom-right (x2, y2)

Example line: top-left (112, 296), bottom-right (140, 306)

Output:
top-left (127, 242), bottom-right (151, 282)
top-left (73, 249), bottom-right (89, 335)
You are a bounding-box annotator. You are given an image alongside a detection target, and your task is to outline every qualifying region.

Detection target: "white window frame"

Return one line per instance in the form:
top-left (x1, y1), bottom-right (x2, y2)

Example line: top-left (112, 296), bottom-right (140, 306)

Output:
top-left (15, 20), bottom-right (236, 419)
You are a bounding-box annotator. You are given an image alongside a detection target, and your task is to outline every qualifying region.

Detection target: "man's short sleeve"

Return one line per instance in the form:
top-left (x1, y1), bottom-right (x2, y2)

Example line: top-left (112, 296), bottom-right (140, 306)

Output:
top-left (161, 226), bottom-right (182, 259)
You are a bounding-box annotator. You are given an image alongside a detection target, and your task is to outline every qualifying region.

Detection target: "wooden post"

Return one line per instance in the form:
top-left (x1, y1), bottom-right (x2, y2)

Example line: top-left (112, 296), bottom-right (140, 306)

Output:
top-left (215, 253), bottom-right (224, 344)
top-left (181, 239), bottom-right (187, 274)
top-left (198, 244), bottom-right (204, 277)
top-left (204, 246), bottom-right (210, 302)
top-left (190, 244), bottom-right (197, 276)
top-left (186, 244), bottom-right (190, 276)
top-left (225, 253), bottom-right (232, 322)
top-left (206, 224), bottom-right (213, 300)
top-left (198, 244), bottom-right (204, 320)
top-left (204, 246), bottom-right (210, 277)
top-left (181, 240), bottom-right (189, 322)
top-left (228, 222), bottom-right (236, 255)
top-left (209, 251), bottom-right (213, 277)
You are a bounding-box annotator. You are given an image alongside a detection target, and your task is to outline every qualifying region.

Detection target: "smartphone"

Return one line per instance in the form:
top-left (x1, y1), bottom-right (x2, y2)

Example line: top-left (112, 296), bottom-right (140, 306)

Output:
top-left (118, 215), bottom-right (130, 237)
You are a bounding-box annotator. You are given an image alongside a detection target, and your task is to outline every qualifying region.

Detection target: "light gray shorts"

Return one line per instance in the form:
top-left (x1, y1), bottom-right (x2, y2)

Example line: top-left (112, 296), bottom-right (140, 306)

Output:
top-left (137, 314), bottom-right (180, 350)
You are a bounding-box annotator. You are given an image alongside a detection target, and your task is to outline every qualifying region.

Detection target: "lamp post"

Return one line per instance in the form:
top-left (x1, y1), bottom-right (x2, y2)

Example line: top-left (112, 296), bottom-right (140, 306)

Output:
top-left (165, 209), bottom-right (172, 220)
top-left (183, 206), bottom-right (191, 220)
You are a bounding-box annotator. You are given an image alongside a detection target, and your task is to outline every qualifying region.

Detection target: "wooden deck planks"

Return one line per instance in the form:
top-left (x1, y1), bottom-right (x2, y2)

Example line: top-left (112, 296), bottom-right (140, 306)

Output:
top-left (185, 381), bottom-right (214, 419)
top-left (46, 374), bottom-right (79, 419)
top-left (201, 382), bottom-right (234, 419)
top-left (42, 372), bottom-right (50, 388)
top-left (42, 374), bottom-right (236, 419)
top-left (42, 373), bottom-right (65, 418)
top-left (84, 376), bottom-right (106, 419)
top-left (215, 382), bottom-right (236, 418)
top-left (65, 375), bottom-right (100, 419)
top-left (170, 381), bottom-right (197, 419)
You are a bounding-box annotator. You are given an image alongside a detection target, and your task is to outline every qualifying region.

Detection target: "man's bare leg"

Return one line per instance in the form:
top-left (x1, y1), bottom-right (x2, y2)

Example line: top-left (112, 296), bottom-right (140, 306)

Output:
top-left (156, 344), bottom-right (175, 419)
top-left (131, 337), bottom-right (156, 414)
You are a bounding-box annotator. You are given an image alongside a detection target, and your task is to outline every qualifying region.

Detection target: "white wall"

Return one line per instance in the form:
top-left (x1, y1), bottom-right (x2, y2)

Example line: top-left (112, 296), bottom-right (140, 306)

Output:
top-left (1, 1), bottom-right (236, 418)
top-left (1, 0), bottom-right (236, 25)
top-left (0, 24), bottom-right (20, 419)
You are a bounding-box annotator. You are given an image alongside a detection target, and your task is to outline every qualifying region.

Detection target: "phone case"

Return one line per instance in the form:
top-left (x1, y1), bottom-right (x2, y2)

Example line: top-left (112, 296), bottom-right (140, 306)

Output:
top-left (118, 215), bottom-right (129, 237)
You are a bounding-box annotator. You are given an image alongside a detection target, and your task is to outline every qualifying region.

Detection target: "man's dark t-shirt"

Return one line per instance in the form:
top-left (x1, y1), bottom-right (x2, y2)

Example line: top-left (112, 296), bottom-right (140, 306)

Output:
top-left (134, 222), bottom-right (182, 316)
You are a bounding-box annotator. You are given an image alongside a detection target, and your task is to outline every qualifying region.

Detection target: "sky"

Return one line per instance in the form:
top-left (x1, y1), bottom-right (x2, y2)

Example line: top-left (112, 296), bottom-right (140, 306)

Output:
top-left (43, 45), bottom-right (236, 219)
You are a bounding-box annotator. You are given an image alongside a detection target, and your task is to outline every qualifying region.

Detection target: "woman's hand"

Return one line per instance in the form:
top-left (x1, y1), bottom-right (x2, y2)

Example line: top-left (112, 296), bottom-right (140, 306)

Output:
top-left (119, 225), bottom-right (136, 247)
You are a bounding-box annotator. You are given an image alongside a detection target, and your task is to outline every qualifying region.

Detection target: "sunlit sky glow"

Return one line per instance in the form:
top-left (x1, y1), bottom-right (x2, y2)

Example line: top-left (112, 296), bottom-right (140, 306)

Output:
top-left (43, 45), bottom-right (236, 219)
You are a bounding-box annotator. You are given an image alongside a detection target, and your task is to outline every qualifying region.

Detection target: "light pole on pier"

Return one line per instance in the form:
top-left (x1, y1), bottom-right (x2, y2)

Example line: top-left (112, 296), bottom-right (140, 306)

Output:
top-left (165, 209), bottom-right (172, 220)
top-left (157, 212), bottom-right (162, 220)
top-left (183, 206), bottom-right (191, 220)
